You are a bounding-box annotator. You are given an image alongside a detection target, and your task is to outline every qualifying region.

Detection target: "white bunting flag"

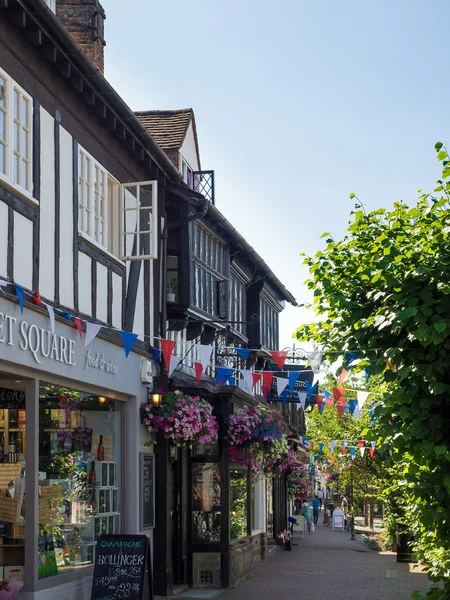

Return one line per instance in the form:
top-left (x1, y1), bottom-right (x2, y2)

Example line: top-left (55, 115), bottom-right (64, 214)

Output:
top-left (85, 322), bottom-right (102, 347)
top-left (297, 391), bottom-right (307, 411)
top-left (307, 352), bottom-right (323, 374)
top-left (45, 303), bottom-right (55, 335)
top-left (357, 390), bottom-right (370, 409)
top-left (360, 446), bottom-right (365, 458)
top-left (0, 280), bottom-right (7, 294)
top-left (353, 405), bottom-right (361, 421)
top-left (168, 354), bottom-right (182, 377)
top-left (330, 440), bottom-right (337, 452)
top-left (239, 369), bottom-right (253, 393)
top-left (389, 449), bottom-right (393, 456)
top-left (276, 377), bottom-right (289, 397)
top-left (371, 441), bottom-right (376, 450)
top-left (197, 344), bottom-right (213, 371)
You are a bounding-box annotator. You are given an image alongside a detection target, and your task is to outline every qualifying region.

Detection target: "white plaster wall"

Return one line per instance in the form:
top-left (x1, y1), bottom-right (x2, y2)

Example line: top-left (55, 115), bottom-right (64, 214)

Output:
top-left (59, 126), bottom-right (74, 308)
top-left (13, 212), bottom-right (33, 289)
top-left (112, 272), bottom-right (122, 329)
top-left (0, 201), bottom-right (8, 278)
top-left (96, 262), bottom-right (108, 322)
top-left (180, 121), bottom-right (200, 171)
top-left (78, 251), bottom-right (92, 315)
top-left (134, 266), bottom-right (145, 340)
top-left (39, 108), bottom-right (55, 299)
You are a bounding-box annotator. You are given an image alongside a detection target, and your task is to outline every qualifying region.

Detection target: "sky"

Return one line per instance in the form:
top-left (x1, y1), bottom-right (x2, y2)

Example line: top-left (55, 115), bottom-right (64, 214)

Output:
top-left (104, 0), bottom-right (449, 350)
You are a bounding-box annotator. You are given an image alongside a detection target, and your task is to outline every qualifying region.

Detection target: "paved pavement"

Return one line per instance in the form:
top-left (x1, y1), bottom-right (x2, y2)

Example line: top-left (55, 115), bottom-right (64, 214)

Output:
top-left (221, 522), bottom-right (433, 600)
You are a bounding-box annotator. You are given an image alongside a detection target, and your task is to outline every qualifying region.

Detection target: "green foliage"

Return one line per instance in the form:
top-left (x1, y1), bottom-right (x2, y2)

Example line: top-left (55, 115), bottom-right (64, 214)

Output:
top-left (296, 145), bottom-right (450, 592)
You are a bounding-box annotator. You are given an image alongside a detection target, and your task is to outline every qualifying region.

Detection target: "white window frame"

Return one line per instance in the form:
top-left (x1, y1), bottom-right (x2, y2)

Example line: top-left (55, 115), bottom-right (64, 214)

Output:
top-left (78, 146), bottom-right (115, 250)
top-left (0, 66), bottom-right (33, 199)
top-left (121, 181), bottom-right (158, 260)
top-left (181, 157), bottom-right (193, 188)
top-left (43, 0), bottom-right (56, 12)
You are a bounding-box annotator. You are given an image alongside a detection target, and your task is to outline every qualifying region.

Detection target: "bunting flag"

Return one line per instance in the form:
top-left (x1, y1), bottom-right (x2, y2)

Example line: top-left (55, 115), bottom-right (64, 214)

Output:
top-left (236, 348), bottom-right (251, 361)
top-left (350, 446), bottom-right (355, 460)
top-left (358, 440), bottom-right (365, 448)
top-left (168, 354), bottom-right (182, 377)
top-left (314, 455), bottom-right (319, 463)
top-left (240, 369), bottom-right (254, 393)
top-left (45, 303), bottom-right (55, 335)
top-left (194, 362), bottom-right (203, 383)
top-left (319, 401), bottom-right (326, 415)
top-left (85, 322), bottom-right (102, 347)
top-left (330, 440), bottom-right (337, 452)
top-left (354, 405), bottom-right (361, 421)
top-left (216, 367), bottom-right (234, 386)
top-left (288, 371), bottom-right (301, 392)
top-left (344, 351), bottom-right (359, 365)
top-left (318, 442), bottom-right (324, 454)
top-left (197, 344), bottom-right (213, 371)
top-left (261, 371), bottom-right (275, 400)
top-left (160, 339), bottom-right (177, 368)
top-left (357, 390), bottom-right (370, 409)
top-left (13, 284), bottom-right (24, 314)
top-left (325, 396), bottom-right (333, 410)
top-left (369, 448), bottom-right (375, 459)
top-left (31, 291), bottom-right (41, 306)
top-left (122, 331), bottom-right (138, 357)
top-left (337, 400), bottom-right (346, 419)
top-left (0, 280), bottom-right (8, 293)
top-left (371, 441), bottom-right (376, 450)
top-left (61, 311), bottom-right (73, 321)
top-left (152, 348), bottom-right (161, 362)
top-left (252, 372), bottom-right (262, 388)
top-left (379, 450), bottom-right (384, 458)
top-left (349, 399), bottom-right (358, 415)
top-left (316, 395), bottom-right (324, 412)
top-left (73, 317), bottom-right (83, 341)
top-left (340, 445), bottom-right (346, 454)
top-left (333, 387), bottom-right (345, 404)
top-left (337, 369), bottom-right (348, 385)
top-left (297, 391), bottom-right (307, 410)
top-left (270, 350), bottom-right (289, 370)
top-left (276, 376), bottom-right (289, 398)
top-left (307, 351), bottom-right (322, 373)
top-left (343, 403), bottom-right (349, 415)
top-left (360, 446), bottom-right (365, 458)
top-left (305, 381), bottom-right (313, 398)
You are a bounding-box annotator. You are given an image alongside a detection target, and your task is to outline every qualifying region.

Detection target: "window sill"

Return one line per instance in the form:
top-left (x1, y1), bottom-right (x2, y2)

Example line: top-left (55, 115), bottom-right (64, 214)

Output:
top-left (0, 173), bottom-right (38, 207)
top-left (78, 232), bottom-right (126, 267)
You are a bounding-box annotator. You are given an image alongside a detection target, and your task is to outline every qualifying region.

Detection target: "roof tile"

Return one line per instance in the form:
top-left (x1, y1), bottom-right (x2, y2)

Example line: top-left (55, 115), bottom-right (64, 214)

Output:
top-left (135, 109), bottom-right (192, 150)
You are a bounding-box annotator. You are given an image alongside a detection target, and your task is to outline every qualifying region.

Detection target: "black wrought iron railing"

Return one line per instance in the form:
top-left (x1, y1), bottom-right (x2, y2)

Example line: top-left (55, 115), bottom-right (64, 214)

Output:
top-left (193, 170), bottom-right (215, 205)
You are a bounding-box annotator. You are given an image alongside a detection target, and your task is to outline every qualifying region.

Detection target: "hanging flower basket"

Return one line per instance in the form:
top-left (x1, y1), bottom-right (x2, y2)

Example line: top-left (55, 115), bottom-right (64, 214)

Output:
top-left (142, 391), bottom-right (218, 448)
top-left (227, 404), bottom-right (290, 478)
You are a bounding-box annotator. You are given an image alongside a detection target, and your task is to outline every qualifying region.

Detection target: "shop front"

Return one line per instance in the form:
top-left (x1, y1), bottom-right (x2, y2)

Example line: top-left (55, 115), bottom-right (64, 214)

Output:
top-left (0, 298), bottom-right (150, 600)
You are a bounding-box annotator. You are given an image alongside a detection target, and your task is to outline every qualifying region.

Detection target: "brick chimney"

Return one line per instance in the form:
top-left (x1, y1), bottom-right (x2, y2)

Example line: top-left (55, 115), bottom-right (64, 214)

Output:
top-left (56, 0), bottom-right (106, 74)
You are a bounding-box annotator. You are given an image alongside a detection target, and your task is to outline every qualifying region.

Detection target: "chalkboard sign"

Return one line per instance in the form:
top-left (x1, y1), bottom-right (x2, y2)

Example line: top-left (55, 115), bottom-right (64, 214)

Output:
top-left (91, 534), bottom-right (151, 600)
top-left (140, 453), bottom-right (154, 529)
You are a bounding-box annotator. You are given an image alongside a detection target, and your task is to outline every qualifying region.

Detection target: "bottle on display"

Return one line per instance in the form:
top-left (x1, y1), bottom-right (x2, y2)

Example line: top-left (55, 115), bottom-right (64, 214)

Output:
top-left (97, 435), bottom-right (105, 461)
top-left (87, 461), bottom-right (96, 487)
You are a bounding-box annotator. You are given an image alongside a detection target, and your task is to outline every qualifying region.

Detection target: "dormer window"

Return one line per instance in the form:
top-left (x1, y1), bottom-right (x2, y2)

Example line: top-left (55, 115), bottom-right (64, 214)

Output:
top-left (181, 157), bottom-right (193, 189)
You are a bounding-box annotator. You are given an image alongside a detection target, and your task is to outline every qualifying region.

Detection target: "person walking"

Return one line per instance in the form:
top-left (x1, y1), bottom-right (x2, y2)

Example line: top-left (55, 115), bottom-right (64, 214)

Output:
top-left (301, 501), bottom-right (312, 534)
top-left (323, 505), bottom-right (331, 526)
top-left (312, 495), bottom-right (321, 526)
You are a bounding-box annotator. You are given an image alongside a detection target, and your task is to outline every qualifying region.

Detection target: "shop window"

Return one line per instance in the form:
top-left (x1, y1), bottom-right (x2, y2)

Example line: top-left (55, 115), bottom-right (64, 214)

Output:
top-left (230, 468), bottom-right (249, 541)
top-left (37, 385), bottom-right (121, 578)
top-left (192, 463), bottom-right (221, 543)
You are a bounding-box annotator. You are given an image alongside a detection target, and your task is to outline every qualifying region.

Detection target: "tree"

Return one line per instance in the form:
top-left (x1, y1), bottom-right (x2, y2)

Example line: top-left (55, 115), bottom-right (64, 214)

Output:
top-left (296, 145), bottom-right (450, 597)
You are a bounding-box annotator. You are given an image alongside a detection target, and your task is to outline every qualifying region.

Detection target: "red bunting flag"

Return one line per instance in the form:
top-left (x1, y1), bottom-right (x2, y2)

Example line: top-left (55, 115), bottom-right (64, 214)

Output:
top-left (160, 339), bottom-right (176, 368)
top-left (340, 445), bottom-right (346, 454)
top-left (252, 373), bottom-right (262, 388)
top-left (270, 350), bottom-right (289, 370)
top-left (316, 395), bottom-right (324, 412)
top-left (337, 399), bottom-right (346, 419)
top-left (310, 442), bottom-right (315, 449)
top-left (337, 369), bottom-right (348, 385)
top-left (31, 291), bottom-right (41, 306)
top-left (194, 362), bottom-right (203, 383)
top-left (73, 317), bottom-right (83, 341)
top-left (325, 397), bottom-right (333, 409)
top-left (358, 440), bottom-right (365, 448)
top-left (261, 371), bottom-right (274, 400)
top-left (333, 387), bottom-right (345, 404)
top-left (369, 448), bottom-right (375, 459)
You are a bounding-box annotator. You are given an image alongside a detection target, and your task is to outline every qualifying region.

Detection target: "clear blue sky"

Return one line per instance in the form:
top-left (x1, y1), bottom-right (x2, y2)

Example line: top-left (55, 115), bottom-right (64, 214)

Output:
top-left (105, 0), bottom-right (449, 350)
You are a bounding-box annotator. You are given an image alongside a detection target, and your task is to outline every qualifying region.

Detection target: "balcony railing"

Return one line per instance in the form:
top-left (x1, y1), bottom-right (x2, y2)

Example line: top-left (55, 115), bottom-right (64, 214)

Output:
top-left (193, 170), bottom-right (215, 205)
